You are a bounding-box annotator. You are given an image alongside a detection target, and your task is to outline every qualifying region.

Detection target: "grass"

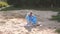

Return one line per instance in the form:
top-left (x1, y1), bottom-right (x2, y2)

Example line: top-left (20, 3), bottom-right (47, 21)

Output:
top-left (51, 15), bottom-right (60, 22)
top-left (0, 6), bottom-right (21, 11)
top-left (50, 11), bottom-right (60, 22)
top-left (1, 6), bottom-right (60, 11)
top-left (55, 29), bottom-right (60, 34)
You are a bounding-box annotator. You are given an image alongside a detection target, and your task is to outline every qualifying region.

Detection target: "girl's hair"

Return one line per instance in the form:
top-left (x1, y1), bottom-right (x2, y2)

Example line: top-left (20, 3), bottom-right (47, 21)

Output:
top-left (27, 11), bottom-right (34, 16)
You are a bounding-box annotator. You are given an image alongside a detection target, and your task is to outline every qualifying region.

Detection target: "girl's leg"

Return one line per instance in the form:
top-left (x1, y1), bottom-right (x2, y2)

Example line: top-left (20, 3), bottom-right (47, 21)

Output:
top-left (26, 21), bottom-right (32, 26)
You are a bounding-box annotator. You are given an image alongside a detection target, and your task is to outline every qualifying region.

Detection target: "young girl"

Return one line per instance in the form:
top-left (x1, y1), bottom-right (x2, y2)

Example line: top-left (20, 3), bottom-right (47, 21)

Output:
top-left (25, 11), bottom-right (38, 26)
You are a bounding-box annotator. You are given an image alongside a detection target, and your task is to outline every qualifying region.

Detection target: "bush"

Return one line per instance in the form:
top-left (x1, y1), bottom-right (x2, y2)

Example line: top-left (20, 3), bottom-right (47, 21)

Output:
top-left (0, 1), bottom-right (9, 8)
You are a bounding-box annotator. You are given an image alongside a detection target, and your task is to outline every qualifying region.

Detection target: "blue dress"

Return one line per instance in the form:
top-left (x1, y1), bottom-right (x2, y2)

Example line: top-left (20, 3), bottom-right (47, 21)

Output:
top-left (26, 15), bottom-right (37, 25)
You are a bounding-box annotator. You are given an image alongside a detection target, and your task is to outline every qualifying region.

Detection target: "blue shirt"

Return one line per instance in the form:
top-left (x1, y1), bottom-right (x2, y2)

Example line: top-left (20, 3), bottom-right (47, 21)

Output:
top-left (26, 15), bottom-right (37, 25)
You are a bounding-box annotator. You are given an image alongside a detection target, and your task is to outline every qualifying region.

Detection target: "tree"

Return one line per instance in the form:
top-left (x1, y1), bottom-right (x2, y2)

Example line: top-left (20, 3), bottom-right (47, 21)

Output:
top-left (7, 0), bottom-right (60, 8)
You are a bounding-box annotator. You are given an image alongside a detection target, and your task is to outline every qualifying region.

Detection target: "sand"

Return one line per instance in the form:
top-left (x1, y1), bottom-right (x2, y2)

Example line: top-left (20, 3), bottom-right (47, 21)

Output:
top-left (0, 10), bottom-right (59, 34)
top-left (0, 18), bottom-right (58, 34)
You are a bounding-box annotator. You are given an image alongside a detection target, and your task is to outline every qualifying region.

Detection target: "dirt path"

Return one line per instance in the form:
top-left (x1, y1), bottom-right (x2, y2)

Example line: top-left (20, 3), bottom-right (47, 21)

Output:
top-left (0, 10), bottom-right (59, 34)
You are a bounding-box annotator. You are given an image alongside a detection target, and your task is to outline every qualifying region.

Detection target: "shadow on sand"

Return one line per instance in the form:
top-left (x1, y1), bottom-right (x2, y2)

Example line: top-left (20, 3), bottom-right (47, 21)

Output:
top-left (24, 25), bottom-right (46, 32)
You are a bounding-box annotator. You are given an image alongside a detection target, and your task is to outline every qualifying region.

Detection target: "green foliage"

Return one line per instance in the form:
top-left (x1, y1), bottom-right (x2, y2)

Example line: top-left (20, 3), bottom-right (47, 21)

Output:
top-left (55, 29), bottom-right (60, 33)
top-left (6, 0), bottom-right (60, 8)
top-left (6, 0), bottom-right (52, 7)
top-left (0, 1), bottom-right (9, 8)
top-left (51, 12), bottom-right (60, 22)
top-left (1, 0), bottom-right (60, 11)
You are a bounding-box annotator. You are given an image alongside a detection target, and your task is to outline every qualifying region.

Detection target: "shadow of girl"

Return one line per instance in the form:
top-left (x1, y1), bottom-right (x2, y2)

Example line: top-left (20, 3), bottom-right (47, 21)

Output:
top-left (24, 25), bottom-right (37, 32)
